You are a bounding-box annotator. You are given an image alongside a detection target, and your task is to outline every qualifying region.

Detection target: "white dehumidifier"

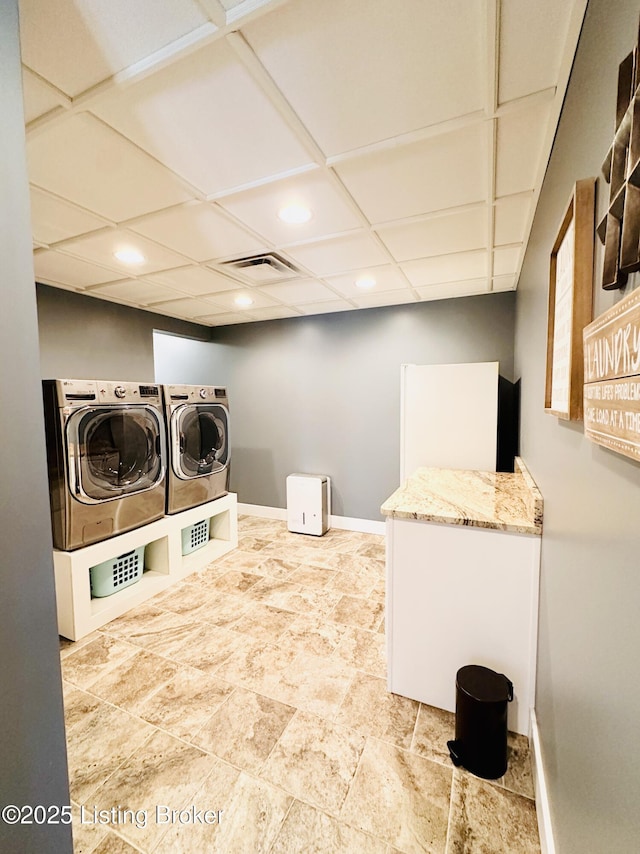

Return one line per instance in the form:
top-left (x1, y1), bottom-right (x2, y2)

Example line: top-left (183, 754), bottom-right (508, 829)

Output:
top-left (286, 474), bottom-right (330, 536)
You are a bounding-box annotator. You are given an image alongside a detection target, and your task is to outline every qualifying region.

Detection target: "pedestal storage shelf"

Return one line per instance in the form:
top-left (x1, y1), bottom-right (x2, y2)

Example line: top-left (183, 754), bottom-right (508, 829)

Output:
top-left (54, 493), bottom-right (238, 641)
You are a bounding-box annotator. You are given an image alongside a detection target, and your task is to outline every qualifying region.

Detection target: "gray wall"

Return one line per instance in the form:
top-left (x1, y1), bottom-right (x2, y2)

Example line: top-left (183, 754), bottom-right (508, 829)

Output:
top-left (156, 293), bottom-right (516, 520)
top-left (0, 4), bottom-right (72, 852)
top-left (515, 0), bottom-right (640, 851)
top-left (37, 283), bottom-right (208, 381)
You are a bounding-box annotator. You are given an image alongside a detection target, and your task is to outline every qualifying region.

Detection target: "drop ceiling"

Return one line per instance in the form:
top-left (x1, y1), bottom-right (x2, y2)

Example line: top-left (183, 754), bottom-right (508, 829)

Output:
top-left (21, 0), bottom-right (588, 327)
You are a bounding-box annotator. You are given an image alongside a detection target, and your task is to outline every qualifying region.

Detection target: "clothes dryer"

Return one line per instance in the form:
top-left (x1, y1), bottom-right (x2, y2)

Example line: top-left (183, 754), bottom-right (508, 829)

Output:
top-left (163, 384), bottom-right (230, 514)
top-left (42, 379), bottom-right (167, 551)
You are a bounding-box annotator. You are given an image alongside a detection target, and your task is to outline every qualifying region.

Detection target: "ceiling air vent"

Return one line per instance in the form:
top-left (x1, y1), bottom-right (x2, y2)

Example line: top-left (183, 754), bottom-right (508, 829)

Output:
top-left (220, 252), bottom-right (301, 283)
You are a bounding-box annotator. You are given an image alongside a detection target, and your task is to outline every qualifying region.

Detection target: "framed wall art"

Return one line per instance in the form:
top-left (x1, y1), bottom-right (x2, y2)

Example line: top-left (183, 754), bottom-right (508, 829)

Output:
top-left (544, 177), bottom-right (596, 420)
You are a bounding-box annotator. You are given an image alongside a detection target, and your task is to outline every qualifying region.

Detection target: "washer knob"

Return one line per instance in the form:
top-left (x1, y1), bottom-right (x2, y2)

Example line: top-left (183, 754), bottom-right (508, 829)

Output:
top-left (199, 388), bottom-right (207, 399)
top-left (114, 385), bottom-right (126, 399)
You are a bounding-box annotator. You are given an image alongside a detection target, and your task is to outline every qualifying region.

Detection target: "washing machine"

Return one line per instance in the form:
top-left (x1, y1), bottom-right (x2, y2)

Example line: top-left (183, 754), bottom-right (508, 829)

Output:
top-left (163, 384), bottom-right (230, 514)
top-left (42, 379), bottom-right (167, 551)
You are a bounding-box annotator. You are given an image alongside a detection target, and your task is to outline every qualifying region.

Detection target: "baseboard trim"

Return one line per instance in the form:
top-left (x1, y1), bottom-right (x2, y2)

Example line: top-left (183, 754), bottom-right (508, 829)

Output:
top-left (237, 503), bottom-right (386, 535)
top-left (530, 709), bottom-right (555, 854)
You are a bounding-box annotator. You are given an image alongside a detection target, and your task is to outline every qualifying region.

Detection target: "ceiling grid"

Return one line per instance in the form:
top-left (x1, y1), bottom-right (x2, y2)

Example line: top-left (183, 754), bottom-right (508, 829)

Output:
top-left (21, 0), bottom-right (588, 325)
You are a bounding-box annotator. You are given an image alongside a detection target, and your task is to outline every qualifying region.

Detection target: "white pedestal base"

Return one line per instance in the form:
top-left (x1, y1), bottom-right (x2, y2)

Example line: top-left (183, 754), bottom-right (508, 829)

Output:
top-left (54, 493), bottom-right (238, 641)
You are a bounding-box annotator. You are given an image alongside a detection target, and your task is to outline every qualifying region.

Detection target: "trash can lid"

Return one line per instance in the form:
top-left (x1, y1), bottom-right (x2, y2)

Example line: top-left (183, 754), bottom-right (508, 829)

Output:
top-left (456, 664), bottom-right (512, 703)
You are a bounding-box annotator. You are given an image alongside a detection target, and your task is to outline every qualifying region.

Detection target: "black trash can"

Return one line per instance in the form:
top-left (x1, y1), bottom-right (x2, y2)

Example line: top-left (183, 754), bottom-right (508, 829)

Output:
top-left (447, 664), bottom-right (513, 779)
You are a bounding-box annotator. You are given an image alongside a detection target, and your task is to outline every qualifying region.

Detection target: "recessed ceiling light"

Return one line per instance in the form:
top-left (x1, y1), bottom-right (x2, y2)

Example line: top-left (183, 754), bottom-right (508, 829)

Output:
top-left (234, 295), bottom-right (254, 307)
top-left (355, 275), bottom-right (376, 289)
top-left (278, 204), bottom-right (312, 225)
top-left (114, 247), bottom-right (145, 265)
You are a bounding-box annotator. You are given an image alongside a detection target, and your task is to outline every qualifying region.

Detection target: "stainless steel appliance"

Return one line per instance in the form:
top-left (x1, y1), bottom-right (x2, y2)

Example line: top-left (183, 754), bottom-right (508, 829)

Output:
top-left (163, 384), bottom-right (230, 514)
top-left (42, 379), bottom-right (167, 550)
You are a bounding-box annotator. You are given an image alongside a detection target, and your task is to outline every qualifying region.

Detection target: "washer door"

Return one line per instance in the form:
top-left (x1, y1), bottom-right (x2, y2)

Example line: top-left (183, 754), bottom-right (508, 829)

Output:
top-left (66, 406), bottom-right (164, 503)
top-left (172, 404), bottom-right (229, 479)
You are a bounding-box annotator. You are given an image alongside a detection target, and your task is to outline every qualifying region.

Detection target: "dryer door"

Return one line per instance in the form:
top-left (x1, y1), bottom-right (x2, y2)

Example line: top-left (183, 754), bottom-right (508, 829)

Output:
top-left (66, 405), bottom-right (164, 503)
top-left (172, 404), bottom-right (229, 479)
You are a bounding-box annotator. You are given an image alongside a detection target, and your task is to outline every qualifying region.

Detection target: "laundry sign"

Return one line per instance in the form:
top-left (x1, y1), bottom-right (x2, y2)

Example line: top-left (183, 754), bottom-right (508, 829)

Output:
top-left (583, 286), bottom-right (640, 460)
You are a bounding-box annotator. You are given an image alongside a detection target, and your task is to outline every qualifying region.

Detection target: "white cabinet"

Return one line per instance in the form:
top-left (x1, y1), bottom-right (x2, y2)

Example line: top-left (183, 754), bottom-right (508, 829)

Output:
top-left (386, 517), bottom-right (540, 735)
top-left (54, 493), bottom-right (237, 641)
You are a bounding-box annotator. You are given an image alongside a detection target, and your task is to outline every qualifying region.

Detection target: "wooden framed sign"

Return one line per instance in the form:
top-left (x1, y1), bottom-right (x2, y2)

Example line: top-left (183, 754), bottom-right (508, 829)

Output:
top-left (545, 178), bottom-right (596, 420)
top-left (583, 286), bottom-right (640, 461)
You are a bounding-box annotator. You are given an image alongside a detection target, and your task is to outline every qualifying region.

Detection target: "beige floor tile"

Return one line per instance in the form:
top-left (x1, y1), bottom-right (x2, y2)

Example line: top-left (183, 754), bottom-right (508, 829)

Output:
top-left (155, 763), bottom-right (291, 854)
top-left (285, 586), bottom-right (344, 617)
top-left (262, 711), bottom-right (365, 816)
top-left (236, 535), bottom-right (273, 551)
top-left (252, 555), bottom-right (301, 579)
top-left (270, 799), bottom-right (388, 854)
top-left (286, 564), bottom-right (336, 588)
top-left (332, 625), bottom-right (386, 678)
top-left (230, 602), bottom-right (295, 644)
top-left (66, 701), bottom-right (154, 803)
top-left (446, 770), bottom-right (540, 853)
top-left (192, 686), bottom-right (295, 773)
top-left (71, 801), bottom-right (108, 854)
top-left (61, 634), bottom-right (138, 690)
top-left (321, 552), bottom-right (385, 575)
top-left (214, 637), bottom-right (298, 696)
top-left (335, 673), bottom-right (419, 749)
top-left (330, 594), bottom-right (385, 631)
top-left (168, 623), bottom-right (254, 674)
top-left (90, 832), bottom-right (141, 853)
top-left (246, 577), bottom-right (305, 610)
top-left (207, 568), bottom-right (263, 594)
top-left (87, 649), bottom-right (180, 715)
top-left (340, 737), bottom-right (452, 854)
top-left (149, 581), bottom-right (211, 616)
top-left (326, 570), bottom-right (377, 597)
top-left (273, 651), bottom-right (355, 718)
top-left (355, 542), bottom-right (387, 561)
top-left (217, 549), bottom-right (271, 572)
top-left (136, 668), bottom-right (234, 739)
top-left (411, 704), bottom-right (456, 767)
top-left (59, 630), bottom-right (102, 660)
top-left (63, 685), bottom-right (103, 733)
top-left (89, 729), bottom-right (216, 851)
top-left (497, 733), bottom-right (535, 800)
top-left (278, 612), bottom-right (347, 657)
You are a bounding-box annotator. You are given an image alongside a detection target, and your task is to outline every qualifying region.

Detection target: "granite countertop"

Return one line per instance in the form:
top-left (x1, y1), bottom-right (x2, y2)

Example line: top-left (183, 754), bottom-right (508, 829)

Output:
top-left (380, 457), bottom-right (543, 535)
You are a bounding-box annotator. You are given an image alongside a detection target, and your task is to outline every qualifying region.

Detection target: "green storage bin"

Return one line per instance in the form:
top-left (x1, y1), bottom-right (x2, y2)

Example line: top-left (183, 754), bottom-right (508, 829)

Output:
top-left (90, 546), bottom-right (145, 598)
top-left (181, 518), bottom-right (210, 555)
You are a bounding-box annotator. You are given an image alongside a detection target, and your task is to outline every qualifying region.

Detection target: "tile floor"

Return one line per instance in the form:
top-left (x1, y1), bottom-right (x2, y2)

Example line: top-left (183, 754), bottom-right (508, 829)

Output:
top-left (60, 515), bottom-right (541, 853)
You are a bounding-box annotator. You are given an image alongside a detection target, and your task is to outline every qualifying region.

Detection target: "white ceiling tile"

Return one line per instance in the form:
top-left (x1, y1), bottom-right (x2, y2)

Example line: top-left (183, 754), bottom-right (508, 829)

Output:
top-left (284, 233), bottom-right (388, 277)
top-left (377, 207), bottom-right (487, 262)
top-left (494, 194), bottom-right (532, 246)
top-left (335, 124), bottom-right (488, 223)
top-left (493, 274), bottom-right (517, 292)
top-left (207, 289), bottom-right (279, 311)
top-left (92, 39), bottom-right (314, 195)
top-left (324, 265), bottom-right (408, 298)
top-left (29, 188), bottom-right (111, 246)
top-left (351, 290), bottom-right (416, 309)
top-left (147, 265), bottom-right (239, 295)
top-left (298, 300), bottom-right (355, 316)
top-left (243, 306), bottom-right (300, 321)
top-left (19, 0), bottom-right (208, 97)
top-left (21, 72), bottom-right (63, 123)
top-left (62, 229), bottom-right (188, 276)
top-left (244, 0), bottom-right (484, 156)
top-left (150, 297), bottom-right (223, 319)
top-left (219, 0), bottom-right (247, 10)
top-left (27, 113), bottom-right (192, 221)
top-left (493, 246), bottom-right (521, 277)
top-left (218, 170), bottom-right (361, 245)
top-left (499, 0), bottom-right (571, 104)
top-left (33, 250), bottom-right (122, 288)
top-left (415, 279), bottom-right (490, 302)
top-left (495, 102), bottom-right (551, 197)
top-left (129, 203), bottom-right (264, 262)
top-left (257, 279), bottom-right (338, 304)
top-left (198, 312), bottom-right (246, 326)
top-left (401, 251), bottom-right (488, 288)
top-left (87, 279), bottom-right (186, 305)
